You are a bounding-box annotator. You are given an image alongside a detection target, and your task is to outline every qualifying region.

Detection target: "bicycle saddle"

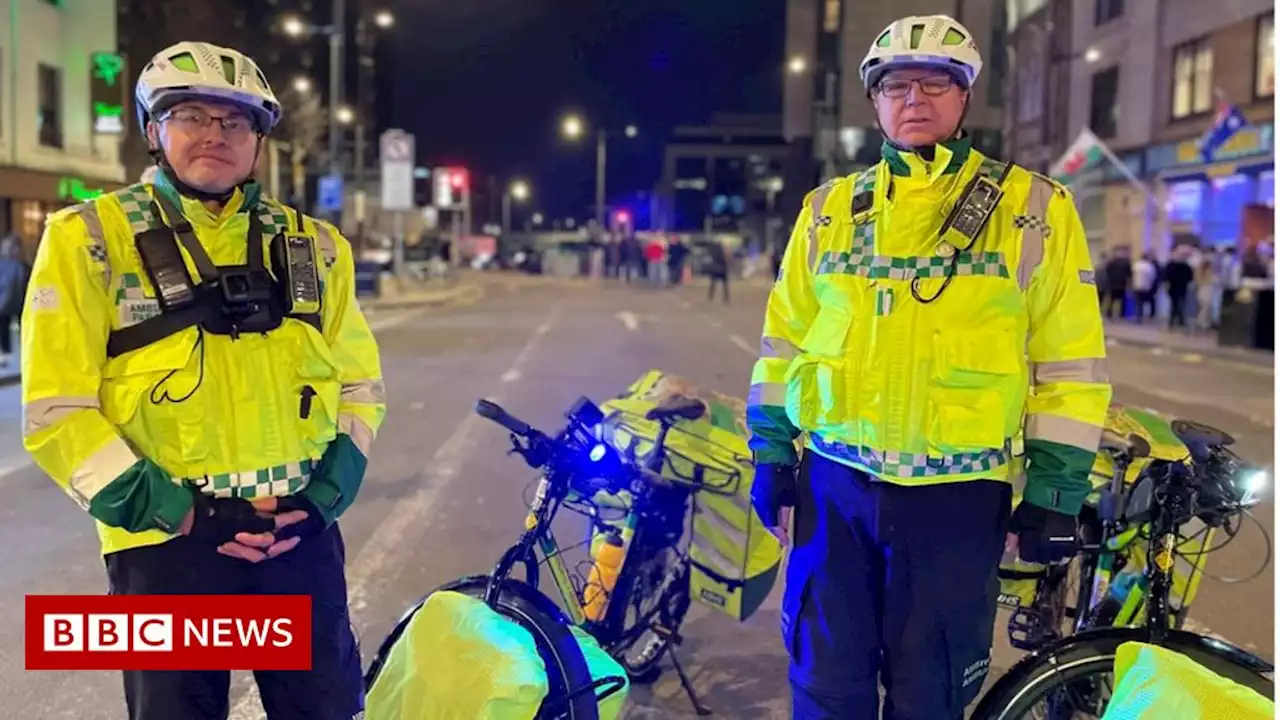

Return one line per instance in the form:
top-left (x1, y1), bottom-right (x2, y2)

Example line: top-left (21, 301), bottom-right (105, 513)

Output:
top-left (646, 396), bottom-right (706, 423)
top-left (1171, 418), bottom-right (1235, 449)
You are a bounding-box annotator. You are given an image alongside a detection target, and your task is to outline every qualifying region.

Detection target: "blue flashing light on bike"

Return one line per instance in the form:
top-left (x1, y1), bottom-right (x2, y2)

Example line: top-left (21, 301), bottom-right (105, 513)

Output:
top-left (589, 444), bottom-right (608, 463)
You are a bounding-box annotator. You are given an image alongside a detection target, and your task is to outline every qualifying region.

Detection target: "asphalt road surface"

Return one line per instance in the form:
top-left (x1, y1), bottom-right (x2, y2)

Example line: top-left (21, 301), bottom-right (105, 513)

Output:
top-left (1, 272), bottom-right (1272, 718)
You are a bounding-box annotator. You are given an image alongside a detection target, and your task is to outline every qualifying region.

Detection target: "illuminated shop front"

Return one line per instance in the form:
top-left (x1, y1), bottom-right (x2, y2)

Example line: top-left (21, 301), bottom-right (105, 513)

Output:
top-left (0, 169), bottom-right (121, 260)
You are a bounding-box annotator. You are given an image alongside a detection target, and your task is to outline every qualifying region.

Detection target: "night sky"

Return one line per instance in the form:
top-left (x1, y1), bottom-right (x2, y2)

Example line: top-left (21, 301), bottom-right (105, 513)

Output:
top-left (386, 0), bottom-right (786, 224)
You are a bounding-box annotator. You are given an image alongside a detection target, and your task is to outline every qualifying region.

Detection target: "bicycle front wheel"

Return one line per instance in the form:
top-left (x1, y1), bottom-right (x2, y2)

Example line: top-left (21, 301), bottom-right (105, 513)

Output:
top-left (973, 627), bottom-right (1274, 720)
top-left (365, 575), bottom-right (603, 720)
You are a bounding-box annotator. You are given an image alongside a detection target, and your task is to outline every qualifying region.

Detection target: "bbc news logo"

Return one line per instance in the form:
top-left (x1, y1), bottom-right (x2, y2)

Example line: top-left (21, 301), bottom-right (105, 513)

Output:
top-left (26, 595), bottom-right (311, 671)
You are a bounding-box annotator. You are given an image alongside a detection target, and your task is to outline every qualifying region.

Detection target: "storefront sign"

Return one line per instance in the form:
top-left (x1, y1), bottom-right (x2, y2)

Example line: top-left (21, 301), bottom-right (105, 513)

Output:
top-left (58, 177), bottom-right (105, 202)
top-left (90, 52), bottom-right (127, 135)
top-left (1146, 123), bottom-right (1274, 175)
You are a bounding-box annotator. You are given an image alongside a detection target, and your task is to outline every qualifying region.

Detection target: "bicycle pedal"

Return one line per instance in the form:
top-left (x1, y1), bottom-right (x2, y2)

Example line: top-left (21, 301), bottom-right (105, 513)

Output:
top-left (1007, 606), bottom-right (1055, 652)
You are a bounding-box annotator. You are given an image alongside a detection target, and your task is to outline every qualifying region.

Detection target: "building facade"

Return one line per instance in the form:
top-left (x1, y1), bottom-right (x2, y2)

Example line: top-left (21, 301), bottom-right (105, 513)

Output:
top-left (0, 0), bottom-right (127, 259)
top-left (655, 114), bottom-right (789, 240)
top-left (1010, 0), bottom-right (1274, 257)
top-left (782, 0), bottom-right (1010, 214)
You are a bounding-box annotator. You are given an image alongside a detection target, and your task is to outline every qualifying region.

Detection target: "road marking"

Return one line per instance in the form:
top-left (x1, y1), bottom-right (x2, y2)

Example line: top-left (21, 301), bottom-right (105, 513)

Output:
top-left (616, 311), bottom-right (640, 332)
top-left (501, 370), bottom-right (521, 383)
top-left (728, 334), bottom-right (755, 357)
top-left (226, 302), bottom-right (563, 720)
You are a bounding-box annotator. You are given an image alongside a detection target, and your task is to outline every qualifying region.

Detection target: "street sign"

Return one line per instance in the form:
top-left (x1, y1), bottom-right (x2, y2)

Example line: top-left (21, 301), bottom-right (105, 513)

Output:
top-left (318, 173), bottom-right (344, 213)
top-left (380, 129), bottom-right (415, 211)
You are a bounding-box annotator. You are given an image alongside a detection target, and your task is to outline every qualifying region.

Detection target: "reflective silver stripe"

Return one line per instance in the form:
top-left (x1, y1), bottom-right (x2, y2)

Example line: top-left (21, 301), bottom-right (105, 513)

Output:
top-left (341, 378), bottom-right (386, 405)
top-left (806, 181), bottom-right (836, 271)
top-left (310, 216), bottom-right (340, 268)
top-left (78, 203), bottom-right (111, 287)
top-left (23, 396), bottom-right (99, 438)
top-left (760, 336), bottom-right (799, 360)
top-left (1026, 413), bottom-right (1103, 453)
top-left (1017, 176), bottom-right (1054, 290)
top-left (747, 382), bottom-right (786, 407)
top-left (338, 413), bottom-right (375, 455)
top-left (694, 501), bottom-right (747, 550)
top-left (691, 536), bottom-right (741, 579)
top-left (1033, 358), bottom-right (1110, 385)
top-left (68, 437), bottom-right (140, 509)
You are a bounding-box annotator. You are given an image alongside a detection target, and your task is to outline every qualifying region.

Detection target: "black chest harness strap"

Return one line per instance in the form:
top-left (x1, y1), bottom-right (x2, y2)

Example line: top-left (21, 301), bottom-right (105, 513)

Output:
top-left (105, 191), bottom-right (324, 359)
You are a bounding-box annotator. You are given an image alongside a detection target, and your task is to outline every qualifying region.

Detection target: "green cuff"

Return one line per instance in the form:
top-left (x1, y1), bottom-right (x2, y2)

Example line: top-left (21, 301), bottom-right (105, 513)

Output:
top-left (1022, 438), bottom-right (1097, 515)
top-left (301, 434), bottom-right (369, 526)
top-left (87, 458), bottom-right (193, 534)
top-left (747, 405), bottom-right (800, 466)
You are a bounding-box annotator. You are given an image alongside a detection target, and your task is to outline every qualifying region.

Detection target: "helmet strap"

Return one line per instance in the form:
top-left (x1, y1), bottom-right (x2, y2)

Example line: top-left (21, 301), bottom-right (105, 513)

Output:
top-left (146, 132), bottom-right (267, 207)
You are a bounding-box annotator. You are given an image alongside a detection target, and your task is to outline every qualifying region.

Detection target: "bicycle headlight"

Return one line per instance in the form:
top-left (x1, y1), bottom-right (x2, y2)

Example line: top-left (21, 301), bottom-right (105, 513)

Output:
top-left (1241, 469), bottom-right (1268, 502)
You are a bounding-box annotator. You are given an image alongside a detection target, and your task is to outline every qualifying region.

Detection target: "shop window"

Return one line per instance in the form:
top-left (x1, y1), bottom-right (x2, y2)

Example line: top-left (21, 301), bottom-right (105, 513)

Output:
top-left (1256, 14), bottom-right (1274, 99)
top-left (1017, 62), bottom-right (1044, 121)
top-left (822, 0), bottom-right (840, 33)
top-left (1204, 174), bottom-right (1251, 247)
top-left (37, 64), bottom-right (62, 148)
top-left (1166, 181), bottom-right (1204, 235)
top-left (1088, 66), bottom-right (1119, 139)
top-left (1171, 38), bottom-right (1213, 120)
top-left (1094, 0), bottom-right (1123, 26)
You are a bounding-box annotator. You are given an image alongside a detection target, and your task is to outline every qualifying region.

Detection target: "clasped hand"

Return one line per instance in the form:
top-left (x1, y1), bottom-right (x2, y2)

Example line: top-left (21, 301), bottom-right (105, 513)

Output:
top-left (178, 495), bottom-right (312, 563)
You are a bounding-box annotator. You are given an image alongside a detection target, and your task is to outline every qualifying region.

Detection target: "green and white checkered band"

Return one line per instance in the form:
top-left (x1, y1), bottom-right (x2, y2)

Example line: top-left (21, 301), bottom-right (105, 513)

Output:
top-left (811, 434), bottom-right (1010, 479)
top-left (817, 158), bottom-right (1012, 279)
top-left (187, 457), bottom-right (315, 500)
top-left (112, 184), bottom-right (293, 237)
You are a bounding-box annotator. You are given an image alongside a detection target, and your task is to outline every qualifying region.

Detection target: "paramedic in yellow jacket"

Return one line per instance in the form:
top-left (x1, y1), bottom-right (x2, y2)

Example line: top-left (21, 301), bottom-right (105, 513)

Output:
top-left (746, 16), bottom-right (1111, 720)
top-left (21, 42), bottom-right (383, 720)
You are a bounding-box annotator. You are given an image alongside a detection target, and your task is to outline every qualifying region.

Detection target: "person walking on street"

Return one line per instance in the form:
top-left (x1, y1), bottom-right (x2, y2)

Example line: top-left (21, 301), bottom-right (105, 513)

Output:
top-left (21, 42), bottom-right (384, 720)
top-left (667, 236), bottom-right (689, 286)
top-left (1195, 252), bottom-right (1219, 331)
top-left (746, 15), bottom-right (1111, 719)
top-left (1132, 251), bottom-right (1158, 323)
top-left (0, 235), bottom-right (27, 367)
top-left (706, 239), bottom-right (730, 303)
top-left (1102, 246), bottom-right (1132, 319)
top-left (1164, 247), bottom-right (1195, 329)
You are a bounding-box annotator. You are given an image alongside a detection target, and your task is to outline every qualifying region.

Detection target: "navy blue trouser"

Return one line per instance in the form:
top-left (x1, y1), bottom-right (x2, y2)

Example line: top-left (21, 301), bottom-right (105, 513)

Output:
top-left (105, 525), bottom-right (364, 720)
top-left (783, 452), bottom-right (1011, 720)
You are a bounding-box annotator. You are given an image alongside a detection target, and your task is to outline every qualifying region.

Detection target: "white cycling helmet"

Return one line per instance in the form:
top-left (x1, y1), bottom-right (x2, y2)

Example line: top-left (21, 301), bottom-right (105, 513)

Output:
top-left (859, 15), bottom-right (983, 91)
top-left (135, 41), bottom-right (282, 134)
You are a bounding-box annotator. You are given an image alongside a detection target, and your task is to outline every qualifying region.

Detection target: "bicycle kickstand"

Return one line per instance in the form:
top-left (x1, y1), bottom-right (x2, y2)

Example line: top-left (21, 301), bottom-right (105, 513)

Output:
top-left (654, 625), bottom-right (712, 716)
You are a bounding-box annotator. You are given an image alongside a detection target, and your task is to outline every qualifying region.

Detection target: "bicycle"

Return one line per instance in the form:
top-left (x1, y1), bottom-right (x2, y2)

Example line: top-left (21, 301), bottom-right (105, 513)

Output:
top-left (364, 392), bottom-right (730, 717)
top-left (973, 419), bottom-right (1274, 719)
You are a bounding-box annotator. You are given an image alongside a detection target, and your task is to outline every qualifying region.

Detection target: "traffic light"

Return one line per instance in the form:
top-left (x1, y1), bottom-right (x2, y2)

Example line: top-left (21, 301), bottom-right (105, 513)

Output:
top-left (433, 167), bottom-right (470, 208)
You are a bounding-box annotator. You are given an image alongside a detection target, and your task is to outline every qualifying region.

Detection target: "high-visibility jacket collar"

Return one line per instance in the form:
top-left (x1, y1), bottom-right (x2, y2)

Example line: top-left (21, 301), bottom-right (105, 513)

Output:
top-left (152, 166), bottom-right (262, 229)
top-left (881, 134), bottom-right (972, 185)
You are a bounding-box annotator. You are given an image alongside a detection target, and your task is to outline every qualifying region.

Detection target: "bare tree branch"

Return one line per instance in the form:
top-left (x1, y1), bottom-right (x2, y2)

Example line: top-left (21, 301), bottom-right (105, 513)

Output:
top-left (277, 87), bottom-right (327, 171)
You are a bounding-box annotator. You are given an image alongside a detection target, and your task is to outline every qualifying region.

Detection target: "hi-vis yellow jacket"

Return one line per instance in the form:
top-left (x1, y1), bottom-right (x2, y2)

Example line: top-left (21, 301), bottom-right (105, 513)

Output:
top-left (747, 139), bottom-right (1112, 515)
top-left (21, 176), bottom-right (386, 555)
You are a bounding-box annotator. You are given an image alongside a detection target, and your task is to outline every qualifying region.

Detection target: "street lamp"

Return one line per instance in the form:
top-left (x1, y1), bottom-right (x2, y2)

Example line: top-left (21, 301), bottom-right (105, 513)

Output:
top-left (559, 114), bottom-right (638, 228)
top-left (375, 10), bottom-right (395, 28)
top-left (336, 106), bottom-right (356, 124)
top-left (503, 180), bottom-right (531, 234)
top-left (292, 76), bottom-right (312, 93)
top-left (281, 15), bottom-right (307, 37)
top-left (788, 56), bottom-right (808, 75)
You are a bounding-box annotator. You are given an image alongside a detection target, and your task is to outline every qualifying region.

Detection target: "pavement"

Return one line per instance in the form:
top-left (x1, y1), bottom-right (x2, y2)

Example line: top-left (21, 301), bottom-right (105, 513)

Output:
top-left (0, 274), bottom-right (1273, 718)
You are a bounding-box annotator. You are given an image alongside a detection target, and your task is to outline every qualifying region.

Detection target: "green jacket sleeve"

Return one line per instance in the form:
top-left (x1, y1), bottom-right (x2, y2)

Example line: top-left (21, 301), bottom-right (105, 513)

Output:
top-left (1022, 177), bottom-right (1113, 514)
top-left (746, 185), bottom-right (826, 466)
top-left (22, 204), bottom-right (192, 533)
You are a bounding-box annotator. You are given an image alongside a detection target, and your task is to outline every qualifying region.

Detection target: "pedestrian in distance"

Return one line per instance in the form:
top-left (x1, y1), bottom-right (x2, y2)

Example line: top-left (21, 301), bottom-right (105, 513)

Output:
top-left (706, 238), bottom-right (730, 303)
top-left (746, 14), bottom-right (1112, 720)
top-left (0, 234), bottom-right (27, 368)
top-left (21, 42), bottom-right (384, 720)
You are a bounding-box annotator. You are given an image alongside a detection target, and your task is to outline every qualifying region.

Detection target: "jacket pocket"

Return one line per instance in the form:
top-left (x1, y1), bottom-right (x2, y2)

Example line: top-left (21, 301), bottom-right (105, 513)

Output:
top-left (927, 328), bottom-right (1020, 454)
top-left (100, 331), bottom-right (210, 465)
top-left (784, 306), bottom-right (851, 431)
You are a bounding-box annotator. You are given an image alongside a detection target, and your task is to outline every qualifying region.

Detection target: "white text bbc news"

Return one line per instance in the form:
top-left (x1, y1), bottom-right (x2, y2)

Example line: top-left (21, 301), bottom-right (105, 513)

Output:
top-left (43, 614), bottom-right (295, 652)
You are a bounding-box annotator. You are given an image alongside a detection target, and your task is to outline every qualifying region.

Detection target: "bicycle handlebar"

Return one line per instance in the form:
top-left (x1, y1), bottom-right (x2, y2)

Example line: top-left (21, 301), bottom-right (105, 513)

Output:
top-left (475, 398), bottom-right (536, 438)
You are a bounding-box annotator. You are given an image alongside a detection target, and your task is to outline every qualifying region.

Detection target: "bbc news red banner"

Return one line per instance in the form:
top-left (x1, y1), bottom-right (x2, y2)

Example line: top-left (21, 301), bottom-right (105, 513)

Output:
top-left (26, 595), bottom-right (311, 671)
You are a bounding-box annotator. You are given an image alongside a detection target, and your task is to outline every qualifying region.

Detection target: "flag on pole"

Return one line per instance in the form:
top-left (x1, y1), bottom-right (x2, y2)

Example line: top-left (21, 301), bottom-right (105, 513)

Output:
top-left (1051, 127), bottom-right (1150, 199)
top-left (1050, 128), bottom-right (1108, 185)
top-left (1198, 91), bottom-right (1248, 162)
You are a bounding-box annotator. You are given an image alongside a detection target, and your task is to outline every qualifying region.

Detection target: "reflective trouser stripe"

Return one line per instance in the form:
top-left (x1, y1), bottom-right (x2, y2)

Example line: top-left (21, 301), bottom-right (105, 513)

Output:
top-left (1026, 413), bottom-right (1103, 454)
top-left (23, 395), bottom-right (100, 437)
top-left (1016, 176), bottom-right (1055, 290)
top-left (1033, 358), bottom-right (1110, 384)
top-left (68, 437), bottom-right (140, 510)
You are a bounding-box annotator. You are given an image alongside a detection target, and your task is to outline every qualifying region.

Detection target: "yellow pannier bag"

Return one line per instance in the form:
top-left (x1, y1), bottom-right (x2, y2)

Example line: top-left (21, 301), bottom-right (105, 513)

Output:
top-left (598, 370), bottom-right (782, 622)
top-left (1101, 641), bottom-right (1274, 719)
top-left (365, 590), bottom-right (629, 720)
